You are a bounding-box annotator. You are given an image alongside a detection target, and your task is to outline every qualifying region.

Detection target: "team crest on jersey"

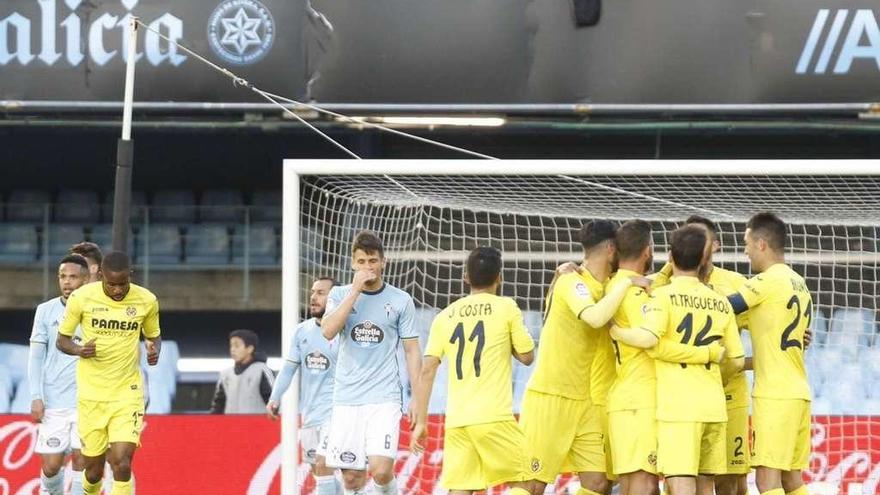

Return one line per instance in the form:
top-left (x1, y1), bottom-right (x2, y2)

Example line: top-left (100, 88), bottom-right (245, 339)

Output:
top-left (46, 437), bottom-right (61, 448)
top-left (340, 451), bottom-right (357, 464)
top-left (126, 306), bottom-right (137, 317)
top-left (305, 351), bottom-right (331, 373)
top-left (530, 458), bottom-right (542, 473)
top-left (575, 282), bottom-right (589, 298)
top-left (351, 320), bottom-right (385, 348)
top-left (384, 302), bottom-right (395, 318)
top-left (648, 452), bottom-right (657, 466)
top-left (641, 304), bottom-right (649, 315)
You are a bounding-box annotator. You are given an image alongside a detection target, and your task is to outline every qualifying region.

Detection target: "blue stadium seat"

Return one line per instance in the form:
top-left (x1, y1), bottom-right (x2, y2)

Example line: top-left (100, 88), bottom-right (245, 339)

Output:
top-left (812, 308), bottom-right (829, 346)
top-left (184, 224), bottom-right (230, 265)
top-left (232, 223), bottom-right (278, 266)
top-left (140, 340), bottom-right (179, 414)
top-left (866, 347), bottom-right (880, 382)
top-left (0, 224), bottom-right (39, 263)
top-left (826, 380), bottom-right (865, 415)
top-left (86, 224), bottom-right (135, 257)
top-left (0, 344), bottom-right (30, 388)
top-left (151, 190), bottom-right (197, 224)
top-left (10, 375), bottom-right (31, 413)
top-left (830, 307), bottom-right (875, 350)
top-left (55, 190), bottom-right (100, 223)
top-left (143, 224), bottom-right (182, 265)
top-left (512, 360), bottom-right (534, 413)
top-left (48, 224), bottom-right (86, 258)
top-left (0, 365), bottom-right (12, 413)
top-left (251, 190), bottom-right (281, 222)
top-left (815, 347), bottom-right (842, 381)
top-left (200, 189), bottom-right (244, 223)
top-left (7, 189), bottom-right (50, 222)
top-left (102, 190), bottom-right (148, 224)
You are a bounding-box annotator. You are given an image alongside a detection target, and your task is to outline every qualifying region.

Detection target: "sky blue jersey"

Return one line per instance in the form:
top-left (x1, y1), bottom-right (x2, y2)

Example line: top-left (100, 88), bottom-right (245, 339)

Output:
top-left (29, 297), bottom-right (81, 409)
top-left (325, 283), bottom-right (417, 406)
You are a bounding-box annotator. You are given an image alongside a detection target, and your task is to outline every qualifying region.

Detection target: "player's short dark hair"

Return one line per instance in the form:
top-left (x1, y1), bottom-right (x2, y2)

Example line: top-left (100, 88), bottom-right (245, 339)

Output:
top-left (670, 225), bottom-right (708, 271)
top-left (466, 246), bottom-right (502, 289)
top-left (747, 212), bottom-right (787, 251)
top-left (315, 276), bottom-right (338, 287)
top-left (685, 215), bottom-right (718, 235)
top-left (352, 230), bottom-right (384, 257)
top-left (579, 220), bottom-right (617, 251)
top-left (59, 254), bottom-right (89, 272)
top-left (69, 242), bottom-right (103, 265)
top-left (101, 251), bottom-right (131, 273)
top-left (615, 220), bottom-right (652, 261)
top-left (229, 329), bottom-right (259, 349)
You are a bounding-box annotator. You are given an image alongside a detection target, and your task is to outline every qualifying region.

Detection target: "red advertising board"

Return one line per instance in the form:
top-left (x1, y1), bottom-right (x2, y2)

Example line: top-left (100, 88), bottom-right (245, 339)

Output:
top-left (0, 415), bottom-right (877, 494)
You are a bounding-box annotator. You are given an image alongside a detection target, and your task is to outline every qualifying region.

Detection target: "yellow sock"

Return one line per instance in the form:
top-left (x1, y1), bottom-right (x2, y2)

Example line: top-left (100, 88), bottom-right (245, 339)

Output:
top-left (761, 490), bottom-right (785, 495)
top-left (509, 488), bottom-right (532, 495)
top-left (110, 479), bottom-right (133, 495)
top-left (786, 487), bottom-right (808, 495)
top-left (575, 488), bottom-right (602, 495)
top-left (82, 474), bottom-right (102, 495)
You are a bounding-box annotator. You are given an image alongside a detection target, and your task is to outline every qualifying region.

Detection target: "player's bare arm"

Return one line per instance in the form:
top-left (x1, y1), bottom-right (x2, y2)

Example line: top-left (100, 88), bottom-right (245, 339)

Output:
top-left (512, 347), bottom-right (534, 365)
top-left (410, 356), bottom-right (440, 455)
top-left (145, 336), bottom-right (161, 366)
top-left (321, 269), bottom-right (376, 339)
top-left (402, 338), bottom-right (423, 423)
top-left (56, 334), bottom-right (96, 358)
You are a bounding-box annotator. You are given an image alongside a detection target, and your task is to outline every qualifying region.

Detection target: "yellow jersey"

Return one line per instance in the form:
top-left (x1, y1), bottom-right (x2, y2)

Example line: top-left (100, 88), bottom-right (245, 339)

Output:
top-left (607, 269), bottom-right (655, 412)
top-left (59, 282), bottom-right (160, 402)
top-left (590, 326), bottom-right (617, 406)
top-left (705, 266), bottom-right (749, 409)
top-left (527, 270), bottom-right (605, 401)
top-left (642, 276), bottom-right (745, 422)
top-left (734, 263), bottom-right (812, 401)
top-left (425, 292), bottom-right (535, 428)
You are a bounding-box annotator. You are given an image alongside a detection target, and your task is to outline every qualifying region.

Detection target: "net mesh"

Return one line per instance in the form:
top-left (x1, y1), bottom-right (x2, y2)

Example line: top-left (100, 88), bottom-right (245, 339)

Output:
top-left (297, 174), bottom-right (880, 495)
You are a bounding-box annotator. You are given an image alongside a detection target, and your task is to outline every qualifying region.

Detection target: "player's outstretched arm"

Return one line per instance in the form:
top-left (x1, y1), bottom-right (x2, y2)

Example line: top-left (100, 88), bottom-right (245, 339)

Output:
top-left (609, 324), bottom-right (659, 349)
top-left (579, 277), bottom-right (651, 328)
top-left (321, 270), bottom-right (376, 340)
top-left (648, 339), bottom-right (726, 365)
top-left (266, 359), bottom-right (299, 420)
top-left (410, 356), bottom-right (440, 455)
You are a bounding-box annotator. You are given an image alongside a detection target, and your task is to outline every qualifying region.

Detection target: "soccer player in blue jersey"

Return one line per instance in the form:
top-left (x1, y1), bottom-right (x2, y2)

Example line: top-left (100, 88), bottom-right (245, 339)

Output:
top-left (320, 231), bottom-right (422, 495)
top-left (268, 276), bottom-right (341, 495)
top-left (29, 254), bottom-right (90, 495)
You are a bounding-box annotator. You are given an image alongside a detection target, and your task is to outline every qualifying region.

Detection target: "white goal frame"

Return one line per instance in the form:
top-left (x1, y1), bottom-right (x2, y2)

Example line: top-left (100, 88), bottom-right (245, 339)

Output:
top-left (280, 159), bottom-right (879, 495)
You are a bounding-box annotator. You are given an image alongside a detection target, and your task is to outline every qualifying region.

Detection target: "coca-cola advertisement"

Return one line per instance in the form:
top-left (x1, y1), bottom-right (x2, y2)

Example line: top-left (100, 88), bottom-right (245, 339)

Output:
top-left (0, 415), bottom-right (876, 494)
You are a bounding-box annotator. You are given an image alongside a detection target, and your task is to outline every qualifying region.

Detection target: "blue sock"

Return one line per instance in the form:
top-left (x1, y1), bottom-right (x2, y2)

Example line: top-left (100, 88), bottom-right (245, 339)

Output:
top-left (40, 470), bottom-right (64, 495)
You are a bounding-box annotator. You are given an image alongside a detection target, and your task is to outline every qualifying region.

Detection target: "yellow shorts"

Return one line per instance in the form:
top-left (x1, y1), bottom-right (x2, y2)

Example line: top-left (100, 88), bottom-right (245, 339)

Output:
top-left (442, 420), bottom-right (529, 490)
top-left (77, 398), bottom-right (145, 457)
top-left (609, 408), bottom-right (657, 475)
top-left (724, 406), bottom-right (751, 475)
top-left (657, 421), bottom-right (726, 476)
top-left (751, 398), bottom-right (811, 471)
top-left (596, 404), bottom-right (617, 481)
top-left (520, 390), bottom-right (605, 483)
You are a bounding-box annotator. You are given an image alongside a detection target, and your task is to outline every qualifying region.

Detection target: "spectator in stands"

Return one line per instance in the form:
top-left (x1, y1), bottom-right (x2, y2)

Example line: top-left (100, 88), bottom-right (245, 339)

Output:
top-left (69, 242), bottom-right (103, 283)
top-left (211, 330), bottom-right (275, 414)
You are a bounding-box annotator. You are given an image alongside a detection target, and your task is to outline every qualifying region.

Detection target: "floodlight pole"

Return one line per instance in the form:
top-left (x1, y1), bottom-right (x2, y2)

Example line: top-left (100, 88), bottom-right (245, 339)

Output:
top-left (112, 17), bottom-right (138, 254)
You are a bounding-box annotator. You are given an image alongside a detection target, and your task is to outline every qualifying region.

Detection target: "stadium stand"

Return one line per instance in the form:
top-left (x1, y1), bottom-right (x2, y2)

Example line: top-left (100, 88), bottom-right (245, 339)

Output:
top-left (55, 189), bottom-right (100, 223)
top-left (200, 189), bottom-right (245, 223)
top-left (0, 365), bottom-right (11, 413)
top-left (151, 189), bottom-right (197, 224)
top-left (48, 224), bottom-right (87, 258)
top-left (7, 189), bottom-right (50, 222)
top-left (0, 223), bottom-right (40, 263)
top-left (184, 223), bottom-right (231, 265)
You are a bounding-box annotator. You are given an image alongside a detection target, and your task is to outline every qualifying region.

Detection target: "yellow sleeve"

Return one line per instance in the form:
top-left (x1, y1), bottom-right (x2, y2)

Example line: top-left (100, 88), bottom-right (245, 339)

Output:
top-left (508, 303), bottom-right (535, 354)
top-left (556, 273), bottom-right (598, 318)
top-left (621, 289), bottom-right (649, 327)
top-left (58, 290), bottom-right (83, 337)
top-left (424, 312), bottom-right (447, 359)
top-left (652, 262), bottom-right (673, 288)
top-left (142, 297), bottom-right (161, 339)
top-left (739, 274), bottom-right (770, 310)
top-left (722, 313), bottom-right (745, 359)
top-left (640, 294), bottom-right (669, 339)
top-left (649, 339), bottom-right (710, 364)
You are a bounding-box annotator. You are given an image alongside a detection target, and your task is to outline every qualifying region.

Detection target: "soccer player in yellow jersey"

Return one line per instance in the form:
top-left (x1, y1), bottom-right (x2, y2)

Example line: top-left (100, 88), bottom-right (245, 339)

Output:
top-left (56, 252), bottom-right (161, 495)
top-left (611, 225), bottom-right (745, 495)
top-left (590, 320), bottom-right (617, 490)
top-left (410, 247), bottom-right (534, 495)
top-left (726, 213), bottom-right (813, 495)
top-left (521, 221), bottom-right (653, 495)
top-left (607, 221), bottom-right (726, 495)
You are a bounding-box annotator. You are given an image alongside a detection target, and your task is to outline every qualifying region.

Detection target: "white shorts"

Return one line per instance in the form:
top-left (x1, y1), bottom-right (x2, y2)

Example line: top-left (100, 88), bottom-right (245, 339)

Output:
top-left (35, 408), bottom-right (81, 455)
top-left (325, 402), bottom-right (402, 470)
top-left (302, 423), bottom-right (330, 465)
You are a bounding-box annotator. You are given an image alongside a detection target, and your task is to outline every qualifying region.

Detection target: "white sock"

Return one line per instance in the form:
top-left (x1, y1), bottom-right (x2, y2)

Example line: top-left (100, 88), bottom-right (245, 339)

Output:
top-left (70, 470), bottom-right (84, 495)
top-left (373, 477), bottom-right (398, 495)
top-left (40, 470), bottom-right (64, 495)
top-left (316, 475), bottom-right (337, 495)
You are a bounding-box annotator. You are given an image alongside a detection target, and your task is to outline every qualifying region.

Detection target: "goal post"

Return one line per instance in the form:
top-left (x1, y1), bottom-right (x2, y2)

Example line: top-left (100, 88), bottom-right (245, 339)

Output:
top-left (282, 159), bottom-right (880, 495)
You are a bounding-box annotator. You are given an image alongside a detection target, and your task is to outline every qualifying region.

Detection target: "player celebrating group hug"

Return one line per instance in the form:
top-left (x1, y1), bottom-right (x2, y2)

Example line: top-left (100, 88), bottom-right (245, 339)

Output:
top-left (274, 211), bottom-right (811, 495)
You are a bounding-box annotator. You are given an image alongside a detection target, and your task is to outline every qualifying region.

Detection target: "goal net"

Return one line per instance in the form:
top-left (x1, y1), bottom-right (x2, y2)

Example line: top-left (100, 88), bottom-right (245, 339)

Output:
top-left (283, 160), bottom-right (880, 495)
